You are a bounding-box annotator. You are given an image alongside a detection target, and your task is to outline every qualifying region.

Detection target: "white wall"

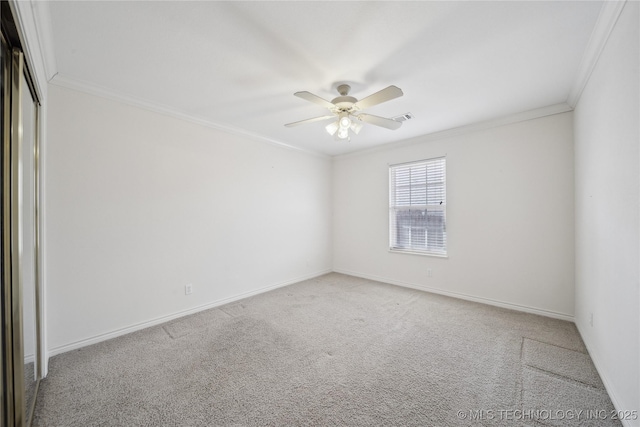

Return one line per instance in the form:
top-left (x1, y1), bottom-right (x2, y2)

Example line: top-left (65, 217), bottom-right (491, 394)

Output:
top-left (333, 112), bottom-right (575, 318)
top-left (574, 0), bottom-right (639, 418)
top-left (45, 84), bottom-right (332, 353)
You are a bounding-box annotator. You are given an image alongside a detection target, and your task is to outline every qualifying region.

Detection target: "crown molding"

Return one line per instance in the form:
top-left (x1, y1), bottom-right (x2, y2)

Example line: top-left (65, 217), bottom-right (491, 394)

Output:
top-left (567, 0), bottom-right (627, 107)
top-left (50, 74), bottom-right (572, 162)
top-left (30, 0), bottom-right (58, 82)
top-left (335, 102), bottom-right (574, 160)
top-left (8, 0), bottom-right (57, 101)
top-left (50, 74), bottom-right (329, 159)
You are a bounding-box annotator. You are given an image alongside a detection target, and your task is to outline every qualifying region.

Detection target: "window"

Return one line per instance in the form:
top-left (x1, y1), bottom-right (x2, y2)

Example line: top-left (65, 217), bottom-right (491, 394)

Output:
top-left (389, 157), bottom-right (446, 256)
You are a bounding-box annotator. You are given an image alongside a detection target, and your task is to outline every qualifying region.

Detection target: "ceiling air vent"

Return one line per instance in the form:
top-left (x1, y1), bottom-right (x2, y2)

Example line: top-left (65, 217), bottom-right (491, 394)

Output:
top-left (393, 112), bottom-right (414, 122)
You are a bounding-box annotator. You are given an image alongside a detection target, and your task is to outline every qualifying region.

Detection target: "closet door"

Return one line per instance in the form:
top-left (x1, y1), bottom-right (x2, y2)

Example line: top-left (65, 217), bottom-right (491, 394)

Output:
top-left (19, 56), bottom-right (39, 426)
top-left (1, 21), bottom-right (42, 426)
top-left (8, 46), bottom-right (27, 427)
top-left (1, 30), bottom-right (8, 427)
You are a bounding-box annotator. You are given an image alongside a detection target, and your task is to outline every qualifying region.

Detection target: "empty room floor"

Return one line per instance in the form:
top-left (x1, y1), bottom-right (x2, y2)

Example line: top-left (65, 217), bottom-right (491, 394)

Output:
top-left (33, 273), bottom-right (620, 426)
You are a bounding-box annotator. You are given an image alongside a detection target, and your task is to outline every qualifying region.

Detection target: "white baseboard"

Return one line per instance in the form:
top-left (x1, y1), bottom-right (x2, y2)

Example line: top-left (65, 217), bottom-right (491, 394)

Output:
top-left (575, 322), bottom-right (639, 427)
top-left (47, 269), bottom-right (332, 358)
top-left (333, 269), bottom-right (575, 322)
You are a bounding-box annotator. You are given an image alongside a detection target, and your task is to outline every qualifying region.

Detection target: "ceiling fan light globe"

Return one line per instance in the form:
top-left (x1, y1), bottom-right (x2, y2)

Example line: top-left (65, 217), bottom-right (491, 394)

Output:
top-left (325, 121), bottom-right (339, 136)
top-left (340, 113), bottom-right (351, 129)
top-left (350, 121), bottom-right (363, 134)
top-left (337, 128), bottom-right (349, 140)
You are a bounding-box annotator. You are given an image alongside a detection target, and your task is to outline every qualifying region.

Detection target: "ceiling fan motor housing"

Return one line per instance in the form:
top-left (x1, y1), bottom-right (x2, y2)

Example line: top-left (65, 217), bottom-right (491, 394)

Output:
top-left (331, 96), bottom-right (357, 111)
top-left (332, 84), bottom-right (357, 112)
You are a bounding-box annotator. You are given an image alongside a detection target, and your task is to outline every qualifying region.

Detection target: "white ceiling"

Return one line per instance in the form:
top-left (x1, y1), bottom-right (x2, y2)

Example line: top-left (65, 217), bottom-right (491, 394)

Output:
top-left (44, 1), bottom-right (604, 156)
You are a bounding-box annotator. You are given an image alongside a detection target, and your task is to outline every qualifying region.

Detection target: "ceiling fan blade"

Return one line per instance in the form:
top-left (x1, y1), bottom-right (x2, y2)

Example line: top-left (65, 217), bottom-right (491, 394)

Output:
top-left (284, 115), bottom-right (336, 127)
top-left (354, 85), bottom-right (403, 110)
top-left (356, 113), bottom-right (402, 130)
top-left (294, 91), bottom-right (336, 110)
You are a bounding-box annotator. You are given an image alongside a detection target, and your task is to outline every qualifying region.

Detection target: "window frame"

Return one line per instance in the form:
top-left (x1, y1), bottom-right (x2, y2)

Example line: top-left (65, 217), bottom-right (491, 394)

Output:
top-left (388, 157), bottom-right (448, 258)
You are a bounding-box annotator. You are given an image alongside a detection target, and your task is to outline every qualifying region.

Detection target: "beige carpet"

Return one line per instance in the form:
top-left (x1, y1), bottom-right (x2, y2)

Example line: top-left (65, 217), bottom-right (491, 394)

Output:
top-left (33, 273), bottom-right (619, 426)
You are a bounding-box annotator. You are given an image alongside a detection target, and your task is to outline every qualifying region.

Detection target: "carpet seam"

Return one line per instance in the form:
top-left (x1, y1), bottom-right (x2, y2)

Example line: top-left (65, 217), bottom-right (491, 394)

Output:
top-left (161, 326), bottom-right (175, 339)
top-left (522, 336), bottom-right (588, 354)
top-left (217, 307), bottom-right (236, 318)
top-left (521, 365), bottom-right (607, 392)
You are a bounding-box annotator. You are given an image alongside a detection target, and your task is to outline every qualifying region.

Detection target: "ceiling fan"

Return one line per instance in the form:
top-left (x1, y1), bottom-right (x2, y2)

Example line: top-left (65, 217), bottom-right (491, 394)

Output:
top-left (285, 84), bottom-right (404, 141)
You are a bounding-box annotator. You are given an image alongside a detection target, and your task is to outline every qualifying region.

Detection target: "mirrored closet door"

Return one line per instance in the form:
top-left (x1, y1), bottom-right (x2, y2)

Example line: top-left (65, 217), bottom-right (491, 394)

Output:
top-left (1, 3), bottom-right (43, 425)
top-left (19, 51), bottom-right (40, 426)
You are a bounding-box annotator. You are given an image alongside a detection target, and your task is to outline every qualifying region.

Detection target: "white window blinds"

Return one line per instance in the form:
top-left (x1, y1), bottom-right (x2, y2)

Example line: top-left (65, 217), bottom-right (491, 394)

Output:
top-left (389, 157), bottom-right (447, 256)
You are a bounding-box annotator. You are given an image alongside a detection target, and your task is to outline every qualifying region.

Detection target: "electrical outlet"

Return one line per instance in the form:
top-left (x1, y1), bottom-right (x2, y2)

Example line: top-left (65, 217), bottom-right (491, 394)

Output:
top-left (427, 269), bottom-right (433, 278)
top-left (590, 313), bottom-right (593, 327)
top-left (185, 284), bottom-right (193, 295)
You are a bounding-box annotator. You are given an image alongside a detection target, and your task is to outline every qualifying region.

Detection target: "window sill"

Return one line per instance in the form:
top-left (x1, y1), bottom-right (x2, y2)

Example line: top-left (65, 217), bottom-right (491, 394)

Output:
top-left (389, 248), bottom-right (448, 258)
